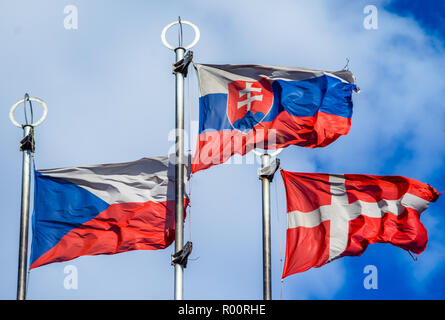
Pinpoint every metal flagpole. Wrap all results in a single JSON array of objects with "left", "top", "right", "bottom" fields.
[
  {"left": 261, "top": 154, "right": 272, "bottom": 300},
  {"left": 9, "top": 94, "right": 48, "bottom": 300},
  {"left": 256, "top": 150, "right": 281, "bottom": 300},
  {"left": 161, "top": 18, "right": 200, "bottom": 300},
  {"left": 17, "top": 123, "right": 32, "bottom": 300}
]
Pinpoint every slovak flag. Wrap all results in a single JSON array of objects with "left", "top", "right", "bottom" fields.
[
  {"left": 280, "top": 170, "right": 439, "bottom": 278},
  {"left": 192, "top": 64, "right": 358, "bottom": 173},
  {"left": 30, "top": 156, "right": 189, "bottom": 269}
]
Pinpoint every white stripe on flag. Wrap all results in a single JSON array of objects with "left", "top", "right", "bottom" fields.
[
  {"left": 195, "top": 64, "right": 356, "bottom": 96},
  {"left": 38, "top": 156, "right": 188, "bottom": 205}
]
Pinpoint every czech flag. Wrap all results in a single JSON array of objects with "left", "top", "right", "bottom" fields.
[
  {"left": 280, "top": 170, "right": 440, "bottom": 277},
  {"left": 192, "top": 64, "right": 358, "bottom": 173},
  {"left": 30, "top": 156, "right": 189, "bottom": 269}
]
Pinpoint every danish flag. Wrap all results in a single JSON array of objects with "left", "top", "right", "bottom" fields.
[{"left": 280, "top": 170, "right": 440, "bottom": 278}]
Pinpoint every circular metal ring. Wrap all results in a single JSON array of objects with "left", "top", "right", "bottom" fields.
[
  {"left": 161, "top": 20, "right": 200, "bottom": 50},
  {"left": 252, "top": 148, "right": 283, "bottom": 157},
  {"left": 10, "top": 97, "right": 48, "bottom": 128}
]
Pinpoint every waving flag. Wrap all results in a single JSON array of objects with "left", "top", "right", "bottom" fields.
[
  {"left": 280, "top": 170, "right": 439, "bottom": 278},
  {"left": 30, "top": 156, "right": 189, "bottom": 269},
  {"left": 192, "top": 64, "right": 358, "bottom": 173}
]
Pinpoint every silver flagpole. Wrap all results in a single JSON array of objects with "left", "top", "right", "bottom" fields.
[
  {"left": 17, "top": 124, "right": 32, "bottom": 300},
  {"left": 256, "top": 149, "right": 281, "bottom": 300},
  {"left": 161, "top": 18, "right": 200, "bottom": 300},
  {"left": 261, "top": 154, "right": 272, "bottom": 300},
  {"left": 9, "top": 95, "right": 48, "bottom": 300},
  {"left": 174, "top": 44, "right": 185, "bottom": 300}
]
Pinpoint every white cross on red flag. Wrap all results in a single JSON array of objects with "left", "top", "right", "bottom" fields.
[{"left": 280, "top": 170, "right": 440, "bottom": 278}]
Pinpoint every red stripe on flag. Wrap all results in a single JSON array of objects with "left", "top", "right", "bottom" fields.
[
  {"left": 282, "top": 221, "right": 331, "bottom": 277},
  {"left": 342, "top": 207, "right": 428, "bottom": 257},
  {"left": 192, "top": 110, "right": 351, "bottom": 173},
  {"left": 30, "top": 199, "right": 188, "bottom": 269},
  {"left": 281, "top": 171, "right": 331, "bottom": 213},
  {"left": 344, "top": 174, "right": 440, "bottom": 203}
]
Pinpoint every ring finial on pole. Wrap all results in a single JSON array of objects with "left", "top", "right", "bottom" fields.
[
  {"left": 161, "top": 19, "right": 200, "bottom": 50},
  {"left": 10, "top": 96, "right": 48, "bottom": 128}
]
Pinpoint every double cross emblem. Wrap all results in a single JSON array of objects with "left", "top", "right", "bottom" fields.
[{"left": 237, "top": 82, "right": 263, "bottom": 111}]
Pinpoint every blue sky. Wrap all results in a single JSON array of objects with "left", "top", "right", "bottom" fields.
[
  {"left": 0, "top": 0, "right": 444, "bottom": 300},
  {"left": 386, "top": 0, "right": 445, "bottom": 39}
]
